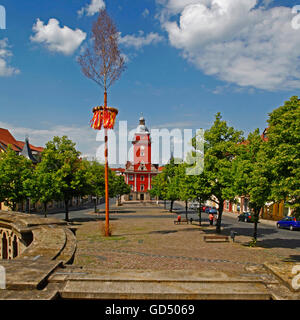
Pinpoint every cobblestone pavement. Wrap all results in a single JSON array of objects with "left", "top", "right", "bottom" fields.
[{"left": 73, "top": 203, "right": 298, "bottom": 276}]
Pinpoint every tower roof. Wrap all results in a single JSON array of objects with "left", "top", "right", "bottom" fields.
[
  {"left": 136, "top": 116, "right": 149, "bottom": 134},
  {"left": 20, "top": 137, "right": 37, "bottom": 163}
]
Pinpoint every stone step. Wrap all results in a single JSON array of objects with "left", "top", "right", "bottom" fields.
[
  {"left": 48, "top": 269, "right": 271, "bottom": 300},
  {"left": 0, "top": 259, "right": 62, "bottom": 290},
  {"left": 59, "top": 279, "right": 271, "bottom": 300},
  {"left": 0, "top": 288, "right": 59, "bottom": 300}
]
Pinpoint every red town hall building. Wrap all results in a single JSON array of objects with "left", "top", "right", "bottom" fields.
[{"left": 121, "top": 116, "right": 161, "bottom": 201}]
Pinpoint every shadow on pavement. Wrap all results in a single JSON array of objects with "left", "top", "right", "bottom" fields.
[
  {"left": 225, "top": 226, "right": 279, "bottom": 238},
  {"left": 69, "top": 217, "right": 120, "bottom": 224},
  {"left": 282, "top": 255, "right": 300, "bottom": 262},
  {"left": 257, "top": 238, "right": 300, "bottom": 250},
  {"left": 149, "top": 230, "right": 178, "bottom": 235}
]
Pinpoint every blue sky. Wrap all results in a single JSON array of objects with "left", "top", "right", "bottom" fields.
[{"left": 1, "top": 0, "right": 300, "bottom": 163}]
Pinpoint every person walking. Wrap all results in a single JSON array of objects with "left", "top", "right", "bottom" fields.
[{"left": 209, "top": 213, "right": 214, "bottom": 226}]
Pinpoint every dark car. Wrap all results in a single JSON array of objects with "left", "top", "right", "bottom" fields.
[
  {"left": 238, "top": 212, "right": 255, "bottom": 223},
  {"left": 276, "top": 216, "right": 300, "bottom": 231}
]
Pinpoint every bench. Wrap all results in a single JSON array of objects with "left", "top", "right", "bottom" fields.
[
  {"left": 174, "top": 219, "right": 189, "bottom": 224},
  {"left": 174, "top": 217, "right": 195, "bottom": 225},
  {"left": 203, "top": 235, "right": 229, "bottom": 243}
]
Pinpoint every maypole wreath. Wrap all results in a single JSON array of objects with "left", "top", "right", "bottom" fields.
[{"left": 91, "top": 106, "right": 118, "bottom": 130}]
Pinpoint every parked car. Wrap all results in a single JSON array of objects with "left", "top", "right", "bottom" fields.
[
  {"left": 189, "top": 202, "right": 206, "bottom": 211},
  {"left": 238, "top": 212, "right": 255, "bottom": 223},
  {"left": 189, "top": 202, "right": 199, "bottom": 210},
  {"left": 276, "top": 216, "right": 300, "bottom": 231}
]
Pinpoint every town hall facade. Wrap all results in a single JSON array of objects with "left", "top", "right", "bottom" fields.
[{"left": 122, "top": 116, "right": 160, "bottom": 201}]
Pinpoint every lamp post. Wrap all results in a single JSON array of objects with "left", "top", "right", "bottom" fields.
[{"left": 91, "top": 91, "right": 118, "bottom": 236}]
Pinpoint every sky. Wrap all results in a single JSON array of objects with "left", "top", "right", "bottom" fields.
[{"left": 1, "top": 0, "right": 300, "bottom": 164}]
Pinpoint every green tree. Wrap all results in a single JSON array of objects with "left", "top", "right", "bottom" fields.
[
  {"left": 23, "top": 167, "right": 60, "bottom": 217},
  {"left": 232, "top": 129, "right": 272, "bottom": 241},
  {"left": 187, "top": 172, "right": 212, "bottom": 226},
  {"left": 265, "top": 96, "right": 300, "bottom": 217},
  {"left": 149, "top": 171, "right": 168, "bottom": 207},
  {"left": 201, "top": 113, "right": 244, "bottom": 233},
  {"left": 163, "top": 157, "right": 179, "bottom": 213},
  {"left": 39, "top": 136, "right": 90, "bottom": 221},
  {"left": 0, "top": 145, "right": 33, "bottom": 211},
  {"left": 111, "top": 173, "right": 131, "bottom": 205},
  {"left": 85, "top": 160, "right": 105, "bottom": 212}
]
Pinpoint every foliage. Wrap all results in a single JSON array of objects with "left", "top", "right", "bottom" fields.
[
  {"left": 0, "top": 145, "right": 33, "bottom": 210},
  {"left": 38, "top": 136, "right": 90, "bottom": 221},
  {"left": 265, "top": 96, "right": 300, "bottom": 217},
  {"left": 232, "top": 129, "right": 272, "bottom": 240},
  {"left": 201, "top": 112, "right": 244, "bottom": 232}
]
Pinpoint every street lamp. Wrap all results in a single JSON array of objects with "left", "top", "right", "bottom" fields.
[{"left": 90, "top": 91, "right": 118, "bottom": 236}]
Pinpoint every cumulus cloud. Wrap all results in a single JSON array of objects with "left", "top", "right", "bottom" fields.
[
  {"left": 0, "top": 38, "right": 20, "bottom": 77},
  {"left": 119, "top": 31, "right": 164, "bottom": 50},
  {"left": 158, "top": 0, "right": 300, "bottom": 91},
  {"left": 30, "top": 18, "right": 86, "bottom": 55},
  {"left": 78, "top": 0, "right": 105, "bottom": 17}
]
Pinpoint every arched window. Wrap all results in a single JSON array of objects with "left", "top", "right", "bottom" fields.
[
  {"left": 13, "top": 236, "right": 18, "bottom": 258},
  {"left": 2, "top": 233, "right": 8, "bottom": 259}
]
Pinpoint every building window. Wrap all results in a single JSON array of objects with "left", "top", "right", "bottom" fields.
[
  {"left": 129, "top": 175, "right": 134, "bottom": 181},
  {"left": 141, "top": 151, "right": 145, "bottom": 156},
  {"left": 141, "top": 185, "right": 144, "bottom": 191},
  {"left": 141, "top": 175, "right": 144, "bottom": 181}
]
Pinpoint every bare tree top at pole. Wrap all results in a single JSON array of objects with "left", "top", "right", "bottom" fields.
[{"left": 78, "top": 9, "right": 126, "bottom": 94}]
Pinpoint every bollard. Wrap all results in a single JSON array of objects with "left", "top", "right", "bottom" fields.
[{"left": 230, "top": 230, "right": 237, "bottom": 242}]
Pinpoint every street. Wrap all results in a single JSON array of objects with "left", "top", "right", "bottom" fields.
[{"left": 172, "top": 202, "right": 300, "bottom": 251}]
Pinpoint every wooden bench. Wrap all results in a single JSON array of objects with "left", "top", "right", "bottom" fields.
[
  {"left": 203, "top": 235, "right": 229, "bottom": 243},
  {"left": 174, "top": 219, "right": 189, "bottom": 225},
  {"left": 174, "top": 219, "right": 193, "bottom": 224}
]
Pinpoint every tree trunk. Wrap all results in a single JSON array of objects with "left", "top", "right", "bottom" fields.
[
  {"left": 94, "top": 197, "right": 97, "bottom": 213},
  {"left": 44, "top": 202, "right": 47, "bottom": 218},
  {"left": 170, "top": 200, "right": 174, "bottom": 213},
  {"left": 198, "top": 206, "right": 202, "bottom": 226},
  {"left": 253, "top": 208, "right": 261, "bottom": 241},
  {"left": 64, "top": 199, "right": 69, "bottom": 222},
  {"left": 185, "top": 200, "right": 188, "bottom": 221},
  {"left": 216, "top": 200, "right": 224, "bottom": 234}
]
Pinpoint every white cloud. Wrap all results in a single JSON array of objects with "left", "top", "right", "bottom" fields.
[
  {"left": 0, "top": 120, "right": 99, "bottom": 160},
  {"left": 0, "top": 38, "right": 20, "bottom": 77},
  {"left": 78, "top": 0, "right": 105, "bottom": 17},
  {"left": 30, "top": 18, "right": 86, "bottom": 55},
  {"left": 119, "top": 31, "right": 164, "bottom": 50},
  {"left": 158, "top": 0, "right": 300, "bottom": 91}
]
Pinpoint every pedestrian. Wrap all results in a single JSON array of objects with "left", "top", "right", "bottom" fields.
[
  {"left": 213, "top": 214, "right": 218, "bottom": 224},
  {"left": 209, "top": 213, "right": 214, "bottom": 226}
]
